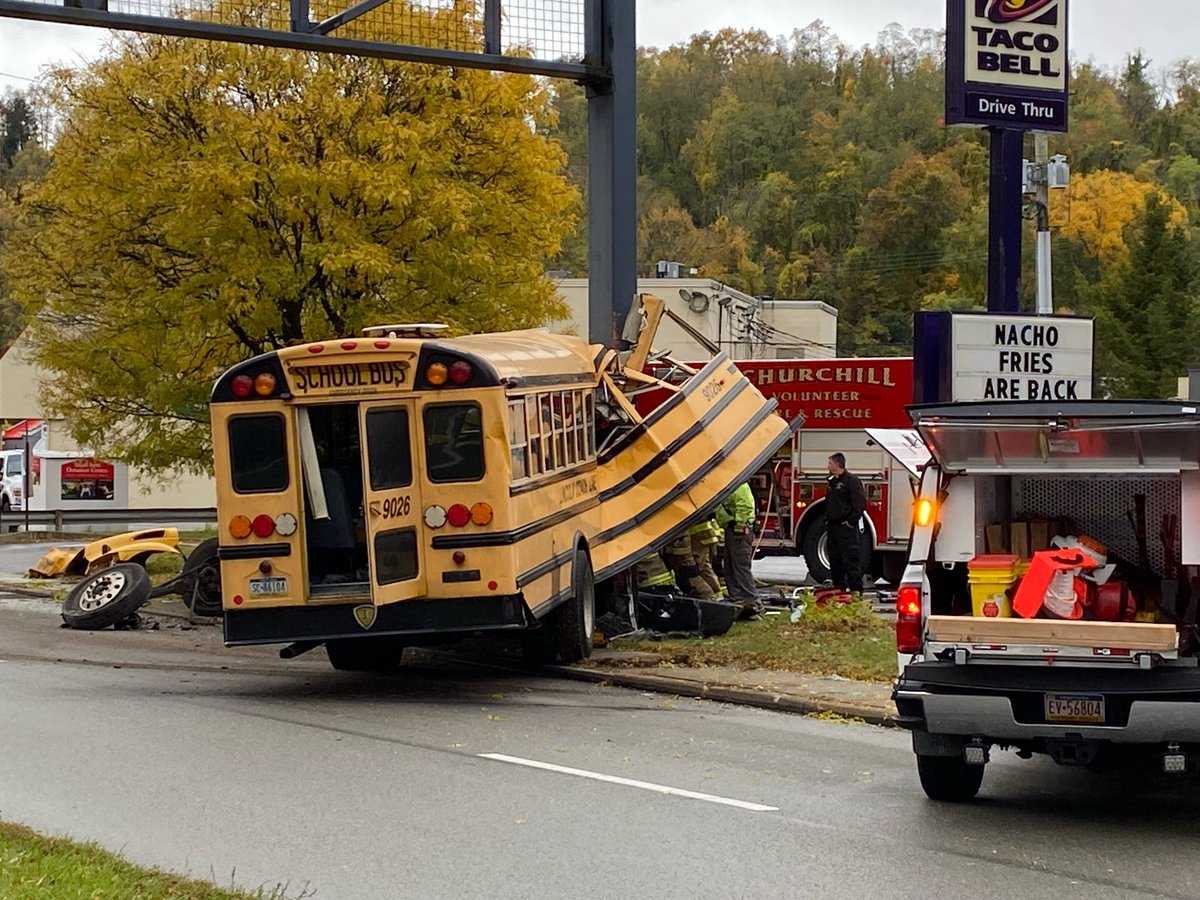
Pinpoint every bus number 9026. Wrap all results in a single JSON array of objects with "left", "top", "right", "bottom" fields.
[{"left": 382, "top": 495, "right": 412, "bottom": 519}]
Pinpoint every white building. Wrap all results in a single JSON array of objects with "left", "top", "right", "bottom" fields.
[
  {"left": 0, "top": 332, "right": 216, "bottom": 512},
  {"left": 552, "top": 276, "right": 838, "bottom": 360}
]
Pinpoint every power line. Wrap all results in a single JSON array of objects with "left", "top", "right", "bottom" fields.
[{"left": 0, "top": 72, "right": 36, "bottom": 83}]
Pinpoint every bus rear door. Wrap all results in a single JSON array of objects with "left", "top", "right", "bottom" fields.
[{"left": 359, "top": 401, "right": 427, "bottom": 605}]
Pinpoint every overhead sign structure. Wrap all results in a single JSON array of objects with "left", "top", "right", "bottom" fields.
[
  {"left": 945, "top": 0, "right": 1070, "bottom": 132},
  {"left": 913, "top": 311, "right": 1094, "bottom": 404}
]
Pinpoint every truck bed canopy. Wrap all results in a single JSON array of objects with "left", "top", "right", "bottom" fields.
[{"left": 909, "top": 401, "right": 1200, "bottom": 474}]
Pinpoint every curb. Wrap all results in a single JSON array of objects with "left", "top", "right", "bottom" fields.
[
  {"left": 550, "top": 663, "right": 897, "bottom": 727},
  {"left": 0, "top": 581, "right": 59, "bottom": 600}
]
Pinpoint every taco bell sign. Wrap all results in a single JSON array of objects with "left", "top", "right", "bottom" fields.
[{"left": 946, "top": 0, "right": 1069, "bottom": 132}]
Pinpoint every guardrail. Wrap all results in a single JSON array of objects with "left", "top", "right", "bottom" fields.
[{"left": 0, "top": 508, "right": 218, "bottom": 532}]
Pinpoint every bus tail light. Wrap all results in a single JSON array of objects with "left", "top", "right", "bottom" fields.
[
  {"left": 230, "top": 515, "right": 252, "bottom": 539},
  {"left": 447, "top": 504, "right": 471, "bottom": 527},
  {"left": 231, "top": 375, "right": 254, "bottom": 399},
  {"left": 254, "top": 373, "right": 278, "bottom": 397},
  {"left": 897, "top": 584, "right": 923, "bottom": 654},
  {"left": 251, "top": 514, "right": 276, "bottom": 538},
  {"left": 427, "top": 363, "right": 449, "bottom": 386},
  {"left": 470, "top": 502, "right": 493, "bottom": 525},
  {"left": 424, "top": 505, "right": 447, "bottom": 528},
  {"left": 275, "top": 513, "right": 298, "bottom": 536},
  {"left": 449, "top": 361, "right": 472, "bottom": 385}
]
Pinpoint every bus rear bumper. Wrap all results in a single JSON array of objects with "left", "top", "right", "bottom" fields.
[{"left": 223, "top": 595, "right": 533, "bottom": 646}]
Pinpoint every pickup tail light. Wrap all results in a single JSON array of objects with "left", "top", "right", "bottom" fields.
[{"left": 897, "top": 583, "right": 923, "bottom": 654}]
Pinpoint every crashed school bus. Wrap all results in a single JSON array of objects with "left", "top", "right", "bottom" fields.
[{"left": 209, "top": 296, "right": 798, "bottom": 670}]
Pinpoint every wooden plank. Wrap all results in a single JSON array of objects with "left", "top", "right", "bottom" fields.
[
  {"left": 1010, "top": 522, "right": 1030, "bottom": 559},
  {"left": 986, "top": 524, "right": 1008, "bottom": 554},
  {"left": 926, "top": 615, "right": 1178, "bottom": 651}
]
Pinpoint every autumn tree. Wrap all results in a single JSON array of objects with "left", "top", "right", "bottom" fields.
[
  {"left": 1090, "top": 194, "right": 1199, "bottom": 398},
  {"left": 3, "top": 13, "right": 579, "bottom": 472}
]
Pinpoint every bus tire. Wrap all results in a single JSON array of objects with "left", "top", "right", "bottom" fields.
[
  {"left": 181, "top": 538, "right": 223, "bottom": 617},
  {"left": 325, "top": 637, "right": 405, "bottom": 672},
  {"left": 916, "top": 753, "right": 984, "bottom": 803},
  {"left": 556, "top": 549, "right": 595, "bottom": 664},
  {"left": 61, "top": 563, "right": 151, "bottom": 630}
]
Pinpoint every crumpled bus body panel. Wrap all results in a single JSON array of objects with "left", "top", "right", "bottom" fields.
[{"left": 591, "top": 354, "right": 796, "bottom": 580}]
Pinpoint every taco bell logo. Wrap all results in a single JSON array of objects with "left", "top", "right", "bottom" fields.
[{"left": 979, "top": 0, "right": 1058, "bottom": 24}]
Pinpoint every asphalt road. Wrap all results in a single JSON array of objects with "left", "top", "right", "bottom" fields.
[{"left": 1, "top": 601, "right": 1197, "bottom": 900}]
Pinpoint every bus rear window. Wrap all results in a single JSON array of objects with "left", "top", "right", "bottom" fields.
[
  {"left": 229, "top": 415, "right": 289, "bottom": 493},
  {"left": 424, "top": 403, "right": 484, "bottom": 483}
]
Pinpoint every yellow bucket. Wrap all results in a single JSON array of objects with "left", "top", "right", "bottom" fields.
[{"left": 968, "top": 554, "right": 1019, "bottom": 618}]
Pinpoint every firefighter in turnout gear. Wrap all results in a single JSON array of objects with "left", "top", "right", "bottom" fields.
[{"left": 664, "top": 532, "right": 717, "bottom": 600}]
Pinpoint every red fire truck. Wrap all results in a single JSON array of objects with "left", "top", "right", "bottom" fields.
[{"left": 646, "top": 357, "right": 926, "bottom": 584}]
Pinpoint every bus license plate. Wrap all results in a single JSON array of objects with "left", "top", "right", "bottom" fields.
[
  {"left": 1045, "top": 694, "right": 1105, "bottom": 724},
  {"left": 249, "top": 577, "right": 288, "bottom": 597}
]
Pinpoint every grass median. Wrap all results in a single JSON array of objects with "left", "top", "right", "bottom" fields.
[
  {"left": 613, "top": 598, "right": 896, "bottom": 683},
  {"left": 0, "top": 820, "right": 296, "bottom": 899}
]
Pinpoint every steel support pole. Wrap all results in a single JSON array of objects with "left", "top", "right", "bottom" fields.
[
  {"left": 987, "top": 128, "right": 1025, "bottom": 313},
  {"left": 1034, "top": 133, "right": 1053, "bottom": 315},
  {"left": 585, "top": 0, "right": 637, "bottom": 347}
]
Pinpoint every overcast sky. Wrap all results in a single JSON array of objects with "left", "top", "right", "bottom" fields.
[{"left": 1, "top": 1, "right": 1195, "bottom": 96}]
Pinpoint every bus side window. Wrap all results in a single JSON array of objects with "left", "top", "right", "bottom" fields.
[
  {"left": 509, "top": 399, "right": 529, "bottom": 480},
  {"left": 584, "top": 392, "right": 596, "bottom": 459},
  {"left": 526, "top": 396, "right": 543, "bottom": 477},
  {"left": 552, "top": 393, "right": 567, "bottom": 468},
  {"left": 562, "top": 392, "right": 576, "bottom": 466},
  {"left": 540, "top": 394, "right": 556, "bottom": 471}
]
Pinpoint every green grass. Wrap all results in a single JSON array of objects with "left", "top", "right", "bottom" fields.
[
  {"left": 0, "top": 821, "right": 300, "bottom": 899},
  {"left": 620, "top": 599, "right": 897, "bottom": 683}
]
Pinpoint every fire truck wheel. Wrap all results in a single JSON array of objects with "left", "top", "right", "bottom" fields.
[
  {"left": 916, "top": 754, "right": 984, "bottom": 803},
  {"left": 325, "top": 637, "right": 405, "bottom": 672},
  {"left": 61, "top": 563, "right": 151, "bottom": 630},
  {"left": 802, "top": 516, "right": 832, "bottom": 584}
]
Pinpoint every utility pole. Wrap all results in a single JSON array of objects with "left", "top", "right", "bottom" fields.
[{"left": 1034, "top": 133, "right": 1052, "bottom": 315}]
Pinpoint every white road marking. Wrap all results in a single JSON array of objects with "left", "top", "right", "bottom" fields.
[{"left": 478, "top": 753, "right": 779, "bottom": 812}]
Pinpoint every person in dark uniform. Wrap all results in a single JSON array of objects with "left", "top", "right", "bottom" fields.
[{"left": 824, "top": 453, "right": 867, "bottom": 592}]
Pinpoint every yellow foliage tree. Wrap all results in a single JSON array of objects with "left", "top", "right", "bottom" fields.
[
  {"left": 3, "top": 9, "right": 578, "bottom": 472},
  {"left": 1054, "top": 169, "right": 1188, "bottom": 265}
]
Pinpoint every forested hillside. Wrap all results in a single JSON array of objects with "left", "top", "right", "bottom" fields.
[{"left": 549, "top": 23, "right": 1200, "bottom": 397}]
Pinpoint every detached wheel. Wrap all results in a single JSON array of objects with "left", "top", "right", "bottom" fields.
[
  {"left": 181, "top": 538, "right": 222, "bottom": 617},
  {"left": 62, "top": 563, "right": 152, "bottom": 630},
  {"left": 916, "top": 754, "right": 985, "bottom": 803},
  {"left": 325, "top": 637, "right": 405, "bottom": 672}
]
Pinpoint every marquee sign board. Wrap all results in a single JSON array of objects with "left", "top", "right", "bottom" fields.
[
  {"left": 945, "top": 0, "right": 1070, "bottom": 132},
  {"left": 913, "top": 311, "right": 1094, "bottom": 404}
]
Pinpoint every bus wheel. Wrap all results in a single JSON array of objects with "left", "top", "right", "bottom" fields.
[
  {"left": 181, "top": 538, "right": 223, "bottom": 617},
  {"left": 556, "top": 549, "right": 595, "bottom": 663},
  {"left": 325, "top": 637, "right": 405, "bottom": 672},
  {"left": 61, "top": 563, "right": 151, "bottom": 630}
]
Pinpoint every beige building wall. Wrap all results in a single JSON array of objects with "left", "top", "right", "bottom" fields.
[
  {"left": 552, "top": 277, "right": 837, "bottom": 360},
  {"left": 0, "top": 335, "right": 215, "bottom": 509}
]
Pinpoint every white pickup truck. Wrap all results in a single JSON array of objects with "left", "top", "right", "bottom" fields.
[{"left": 891, "top": 401, "right": 1200, "bottom": 801}]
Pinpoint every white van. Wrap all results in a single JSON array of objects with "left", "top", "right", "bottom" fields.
[
  {"left": 0, "top": 449, "right": 25, "bottom": 512},
  {"left": 892, "top": 401, "right": 1200, "bottom": 802}
]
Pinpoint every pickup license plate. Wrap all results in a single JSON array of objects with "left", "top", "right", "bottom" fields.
[
  {"left": 1045, "top": 693, "right": 1105, "bottom": 725},
  {"left": 248, "top": 577, "right": 288, "bottom": 597}
]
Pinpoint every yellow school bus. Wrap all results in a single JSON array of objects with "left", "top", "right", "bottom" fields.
[{"left": 210, "top": 308, "right": 796, "bottom": 671}]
